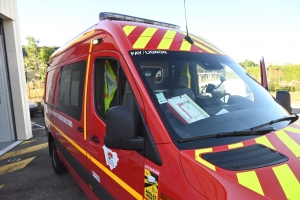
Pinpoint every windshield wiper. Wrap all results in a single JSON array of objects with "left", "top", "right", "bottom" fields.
[
  {"left": 178, "top": 114, "right": 298, "bottom": 143},
  {"left": 247, "top": 114, "right": 298, "bottom": 131},
  {"left": 178, "top": 126, "right": 275, "bottom": 143}
]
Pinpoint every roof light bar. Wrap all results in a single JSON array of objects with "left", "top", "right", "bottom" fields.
[{"left": 99, "top": 12, "right": 180, "bottom": 30}]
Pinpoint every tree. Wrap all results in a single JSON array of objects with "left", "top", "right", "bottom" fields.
[
  {"left": 239, "top": 60, "right": 257, "bottom": 69},
  {"left": 23, "top": 36, "right": 55, "bottom": 82}
]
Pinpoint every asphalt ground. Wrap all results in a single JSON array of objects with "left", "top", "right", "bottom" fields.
[{"left": 0, "top": 113, "right": 87, "bottom": 200}]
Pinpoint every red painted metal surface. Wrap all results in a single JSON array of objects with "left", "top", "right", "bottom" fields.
[{"left": 45, "top": 16, "right": 300, "bottom": 199}]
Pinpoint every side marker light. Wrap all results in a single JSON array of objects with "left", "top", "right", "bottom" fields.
[{"left": 92, "top": 38, "right": 102, "bottom": 45}]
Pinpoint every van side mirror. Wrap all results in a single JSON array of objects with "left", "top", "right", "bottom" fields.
[
  {"left": 276, "top": 90, "right": 292, "bottom": 112},
  {"left": 104, "top": 106, "right": 144, "bottom": 150}
]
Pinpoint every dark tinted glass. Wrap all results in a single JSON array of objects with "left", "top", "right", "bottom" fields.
[
  {"left": 130, "top": 51, "right": 290, "bottom": 149},
  {"left": 58, "top": 60, "right": 86, "bottom": 120}
]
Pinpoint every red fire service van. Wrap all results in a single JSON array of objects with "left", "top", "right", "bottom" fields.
[{"left": 44, "top": 12, "right": 300, "bottom": 200}]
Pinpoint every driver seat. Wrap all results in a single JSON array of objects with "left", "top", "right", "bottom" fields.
[{"left": 172, "top": 74, "right": 195, "bottom": 101}]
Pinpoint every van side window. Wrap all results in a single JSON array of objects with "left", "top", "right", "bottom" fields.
[
  {"left": 94, "top": 58, "right": 126, "bottom": 119},
  {"left": 58, "top": 60, "right": 86, "bottom": 120}
]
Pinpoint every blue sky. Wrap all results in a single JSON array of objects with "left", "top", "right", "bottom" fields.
[{"left": 17, "top": 0, "right": 300, "bottom": 64}]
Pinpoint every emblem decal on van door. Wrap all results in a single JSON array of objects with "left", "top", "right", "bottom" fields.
[{"left": 102, "top": 145, "right": 119, "bottom": 170}]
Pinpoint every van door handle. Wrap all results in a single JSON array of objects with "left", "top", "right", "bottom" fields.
[
  {"left": 77, "top": 126, "right": 84, "bottom": 133},
  {"left": 90, "top": 135, "right": 100, "bottom": 144}
]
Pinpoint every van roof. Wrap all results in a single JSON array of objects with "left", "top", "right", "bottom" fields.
[
  {"left": 49, "top": 12, "right": 225, "bottom": 62},
  {"left": 117, "top": 21, "right": 225, "bottom": 55}
]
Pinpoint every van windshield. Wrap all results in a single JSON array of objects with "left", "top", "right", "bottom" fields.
[{"left": 129, "top": 51, "right": 290, "bottom": 149}]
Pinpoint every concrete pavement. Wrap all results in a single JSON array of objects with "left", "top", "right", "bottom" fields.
[{"left": 0, "top": 113, "right": 87, "bottom": 200}]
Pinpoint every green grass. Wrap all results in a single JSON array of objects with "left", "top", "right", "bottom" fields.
[{"left": 27, "top": 86, "right": 44, "bottom": 103}]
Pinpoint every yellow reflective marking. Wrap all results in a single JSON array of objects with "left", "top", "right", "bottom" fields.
[
  {"left": 0, "top": 143, "right": 47, "bottom": 161},
  {"left": 46, "top": 118, "right": 87, "bottom": 156},
  {"left": 179, "top": 31, "right": 225, "bottom": 55},
  {"left": 123, "top": 25, "right": 137, "bottom": 36},
  {"left": 195, "top": 148, "right": 216, "bottom": 171},
  {"left": 86, "top": 152, "right": 91, "bottom": 160},
  {"left": 295, "top": 121, "right": 300, "bottom": 126},
  {"left": 21, "top": 140, "right": 36, "bottom": 145},
  {"left": 284, "top": 126, "right": 300, "bottom": 134},
  {"left": 228, "top": 142, "right": 243, "bottom": 149},
  {"left": 133, "top": 27, "right": 158, "bottom": 48},
  {"left": 0, "top": 184, "right": 4, "bottom": 189},
  {"left": 0, "top": 157, "right": 35, "bottom": 176},
  {"left": 276, "top": 130, "right": 300, "bottom": 157},
  {"left": 189, "top": 34, "right": 225, "bottom": 55},
  {"left": 255, "top": 136, "right": 275, "bottom": 150},
  {"left": 46, "top": 117, "right": 143, "bottom": 198},
  {"left": 90, "top": 156, "right": 143, "bottom": 200},
  {"left": 237, "top": 171, "right": 264, "bottom": 196},
  {"left": 194, "top": 41, "right": 216, "bottom": 54},
  {"left": 157, "top": 30, "right": 176, "bottom": 49},
  {"left": 83, "top": 41, "right": 93, "bottom": 140},
  {"left": 50, "top": 30, "right": 95, "bottom": 59},
  {"left": 273, "top": 164, "right": 300, "bottom": 200},
  {"left": 180, "top": 39, "right": 192, "bottom": 51}
]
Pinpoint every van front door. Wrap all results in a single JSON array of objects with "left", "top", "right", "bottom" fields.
[{"left": 86, "top": 52, "right": 144, "bottom": 199}]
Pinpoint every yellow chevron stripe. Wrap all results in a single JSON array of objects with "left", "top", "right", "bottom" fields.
[
  {"left": 195, "top": 148, "right": 216, "bottom": 171},
  {"left": 133, "top": 27, "right": 158, "bottom": 48},
  {"left": 194, "top": 41, "right": 216, "bottom": 54},
  {"left": 237, "top": 171, "right": 264, "bottom": 196},
  {"left": 273, "top": 164, "right": 300, "bottom": 200},
  {"left": 191, "top": 36, "right": 225, "bottom": 55},
  {"left": 255, "top": 136, "right": 275, "bottom": 150},
  {"left": 180, "top": 39, "right": 192, "bottom": 51},
  {"left": 157, "top": 30, "right": 176, "bottom": 49},
  {"left": 123, "top": 25, "right": 137, "bottom": 36},
  {"left": 179, "top": 31, "right": 225, "bottom": 55},
  {"left": 228, "top": 142, "right": 243, "bottom": 149},
  {"left": 284, "top": 126, "right": 300, "bottom": 134},
  {"left": 294, "top": 121, "right": 300, "bottom": 126},
  {"left": 276, "top": 130, "right": 300, "bottom": 157}
]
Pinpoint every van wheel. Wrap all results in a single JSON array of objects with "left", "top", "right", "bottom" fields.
[{"left": 51, "top": 142, "right": 67, "bottom": 174}]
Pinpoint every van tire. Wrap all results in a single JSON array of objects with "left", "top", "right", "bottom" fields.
[{"left": 51, "top": 142, "right": 67, "bottom": 174}]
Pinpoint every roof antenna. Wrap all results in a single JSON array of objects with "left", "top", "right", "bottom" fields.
[{"left": 184, "top": 0, "right": 193, "bottom": 44}]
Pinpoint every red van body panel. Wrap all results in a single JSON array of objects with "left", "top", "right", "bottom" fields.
[{"left": 45, "top": 13, "right": 300, "bottom": 200}]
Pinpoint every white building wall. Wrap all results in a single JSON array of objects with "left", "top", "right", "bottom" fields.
[
  {"left": 0, "top": 0, "right": 32, "bottom": 141},
  {"left": 0, "top": 0, "right": 16, "bottom": 19}
]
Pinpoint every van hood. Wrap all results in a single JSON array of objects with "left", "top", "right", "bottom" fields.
[{"left": 180, "top": 120, "right": 300, "bottom": 200}]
